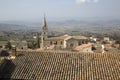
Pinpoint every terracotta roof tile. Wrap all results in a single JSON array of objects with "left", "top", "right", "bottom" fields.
[{"left": 74, "top": 43, "right": 92, "bottom": 50}]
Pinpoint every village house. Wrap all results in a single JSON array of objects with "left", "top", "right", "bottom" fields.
[{"left": 16, "top": 40, "right": 28, "bottom": 50}]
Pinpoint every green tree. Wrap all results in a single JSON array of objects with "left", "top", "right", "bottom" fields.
[
  {"left": 27, "top": 41, "right": 37, "bottom": 49},
  {"left": 37, "top": 33, "right": 40, "bottom": 48},
  {"left": 5, "top": 41, "right": 12, "bottom": 50},
  {"left": 115, "top": 41, "right": 120, "bottom": 49},
  {"left": 115, "top": 41, "right": 120, "bottom": 44}
]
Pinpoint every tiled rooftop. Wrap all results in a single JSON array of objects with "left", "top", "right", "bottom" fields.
[
  {"left": 74, "top": 43, "right": 92, "bottom": 50},
  {"left": 2, "top": 51, "right": 120, "bottom": 80}
]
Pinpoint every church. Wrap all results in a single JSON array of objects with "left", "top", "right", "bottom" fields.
[{"left": 40, "top": 16, "right": 89, "bottom": 50}]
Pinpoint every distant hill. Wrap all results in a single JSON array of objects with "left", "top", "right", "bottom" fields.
[
  {"left": 0, "top": 20, "right": 120, "bottom": 34},
  {"left": 0, "top": 20, "right": 120, "bottom": 40},
  {"left": 0, "top": 23, "right": 28, "bottom": 31}
]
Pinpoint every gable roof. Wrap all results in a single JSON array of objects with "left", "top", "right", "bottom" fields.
[
  {"left": 45, "top": 34, "right": 71, "bottom": 40},
  {"left": 74, "top": 43, "right": 92, "bottom": 50},
  {"left": 45, "top": 35, "right": 87, "bottom": 41}
]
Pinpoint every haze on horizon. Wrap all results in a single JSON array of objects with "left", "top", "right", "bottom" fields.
[{"left": 0, "top": 0, "right": 120, "bottom": 22}]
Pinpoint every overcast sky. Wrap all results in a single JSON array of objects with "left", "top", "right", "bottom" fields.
[{"left": 0, "top": 0, "right": 120, "bottom": 21}]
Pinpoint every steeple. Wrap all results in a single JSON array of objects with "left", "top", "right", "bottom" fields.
[
  {"left": 41, "top": 15, "right": 48, "bottom": 49},
  {"left": 42, "top": 15, "right": 47, "bottom": 27},
  {"left": 41, "top": 15, "right": 48, "bottom": 39}
]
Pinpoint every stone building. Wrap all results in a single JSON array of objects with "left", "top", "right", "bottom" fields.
[
  {"left": 104, "top": 37, "right": 110, "bottom": 42},
  {"left": 40, "top": 16, "right": 89, "bottom": 50},
  {"left": 43, "top": 34, "right": 71, "bottom": 49},
  {"left": 66, "top": 36, "right": 88, "bottom": 49},
  {"left": 16, "top": 40, "right": 28, "bottom": 50}
]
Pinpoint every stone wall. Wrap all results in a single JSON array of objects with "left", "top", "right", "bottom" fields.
[{"left": 43, "top": 40, "right": 64, "bottom": 49}]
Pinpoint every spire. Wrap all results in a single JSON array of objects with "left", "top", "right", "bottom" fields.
[
  {"left": 41, "top": 14, "right": 48, "bottom": 39},
  {"left": 42, "top": 14, "right": 47, "bottom": 27}
]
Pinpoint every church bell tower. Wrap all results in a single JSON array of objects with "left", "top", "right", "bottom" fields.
[
  {"left": 41, "top": 15, "right": 48, "bottom": 49},
  {"left": 41, "top": 15, "right": 48, "bottom": 40}
]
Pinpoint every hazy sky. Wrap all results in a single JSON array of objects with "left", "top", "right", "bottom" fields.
[{"left": 0, "top": 0, "right": 120, "bottom": 21}]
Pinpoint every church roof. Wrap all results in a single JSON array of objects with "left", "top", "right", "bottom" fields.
[
  {"left": 71, "top": 36, "right": 88, "bottom": 40},
  {"left": 45, "top": 34, "right": 71, "bottom": 40},
  {"left": 46, "top": 35, "right": 88, "bottom": 41}
]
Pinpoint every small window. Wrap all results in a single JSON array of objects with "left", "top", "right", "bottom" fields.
[
  {"left": 70, "top": 44, "right": 74, "bottom": 47},
  {"left": 54, "top": 41, "right": 57, "bottom": 45},
  {"left": 50, "top": 41, "right": 52, "bottom": 45},
  {"left": 44, "top": 32, "right": 46, "bottom": 35},
  {"left": 79, "top": 41, "right": 82, "bottom": 45},
  {"left": 82, "top": 41, "right": 84, "bottom": 44},
  {"left": 61, "top": 41, "right": 63, "bottom": 45}
]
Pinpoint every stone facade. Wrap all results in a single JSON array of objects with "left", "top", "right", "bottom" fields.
[
  {"left": 66, "top": 38, "right": 88, "bottom": 50},
  {"left": 43, "top": 39, "right": 64, "bottom": 49},
  {"left": 16, "top": 41, "right": 28, "bottom": 50},
  {"left": 66, "top": 38, "right": 78, "bottom": 49}
]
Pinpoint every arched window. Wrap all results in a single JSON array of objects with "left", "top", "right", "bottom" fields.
[
  {"left": 54, "top": 41, "right": 57, "bottom": 45},
  {"left": 61, "top": 41, "right": 63, "bottom": 45},
  {"left": 79, "top": 41, "right": 82, "bottom": 45},
  {"left": 44, "top": 32, "right": 46, "bottom": 35},
  {"left": 82, "top": 40, "right": 84, "bottom": 44},
  {"left": 70, "top": 44, "right": 74, "bottom": 47},
  {"left": 50, "top": 41, "right": 52, "bottom": 45}
]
